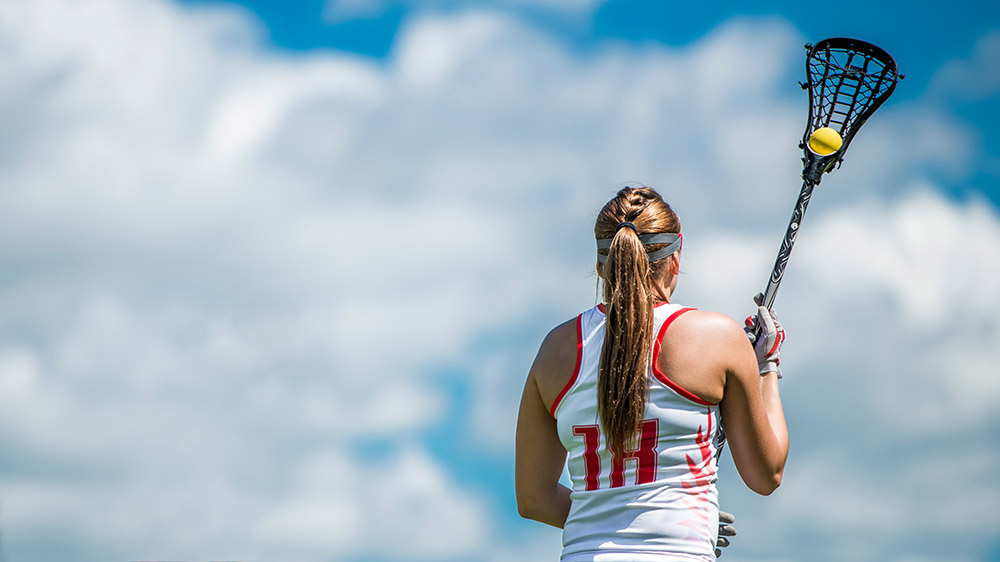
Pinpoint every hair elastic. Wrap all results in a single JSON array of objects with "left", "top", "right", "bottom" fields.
[{"left": 617, "top": 221, "right": 638, "bottom": 234}]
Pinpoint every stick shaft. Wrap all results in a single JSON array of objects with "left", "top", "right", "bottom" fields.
[{"left": 761, "top": 179, "right": 817, "bottom": 309}]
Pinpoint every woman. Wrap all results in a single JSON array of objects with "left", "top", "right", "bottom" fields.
[{"left": 515, "top": 186, "right": 788, "bottom": 561}]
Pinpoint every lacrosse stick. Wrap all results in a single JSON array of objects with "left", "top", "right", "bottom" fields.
[{"left": 750, "top": 38, "right": 901, "bottom": 341}]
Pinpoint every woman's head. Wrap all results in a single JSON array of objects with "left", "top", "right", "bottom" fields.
[
  {"left": 594, "top": 186, "right": 681, "bottom": 454},
  {"left": 595, "top": 186, "right": 681, "bottom": 289}
]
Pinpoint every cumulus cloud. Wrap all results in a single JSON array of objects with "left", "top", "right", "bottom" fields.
[
  {"left": 256, "top": 448, "right": 489, "bottom": 560},
  {"left": 929, "top": 30, "right": 1000, "bottom": 102},
  {"left": 0, "top": 1, "right": 996, "bottom": 561},
  {"left": 695, "top": 189, "right": 1000, "bottom": 560}
]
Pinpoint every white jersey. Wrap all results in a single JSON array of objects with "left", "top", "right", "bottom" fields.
[{"left": 551, "top": 302, "right": 722, "bottom": 562}]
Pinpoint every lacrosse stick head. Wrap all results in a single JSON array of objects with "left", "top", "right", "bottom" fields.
[{"left": 800, "top": 38, "right": 900, "bottom": 184}]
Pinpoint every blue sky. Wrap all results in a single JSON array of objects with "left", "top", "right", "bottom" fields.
[{"left": 0, "top": 1, "right": 998, "bottom": 561}]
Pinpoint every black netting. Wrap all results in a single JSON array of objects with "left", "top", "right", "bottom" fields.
[
  {"left": 799, "top": 38, "right": 900, "bottom": 183},
  {"left": 804, "top": 38, "right": 899, "bottom": 148}
]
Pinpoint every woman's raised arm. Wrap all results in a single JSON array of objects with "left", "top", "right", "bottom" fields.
[{"left": 718, "top": 309, "right": 789, "bottom": 495}]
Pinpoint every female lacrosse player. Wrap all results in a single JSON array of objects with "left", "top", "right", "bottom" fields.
[{"left": 515, "top": 186, "right": 788, "bottom": 561}]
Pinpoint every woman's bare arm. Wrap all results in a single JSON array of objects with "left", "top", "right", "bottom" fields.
[
  {"left": 515, "top": 371, "right": 572, "bottom": 527},
  {"left": 717, "top": 316, "right": 789, "bottom": 495},
  {"left": 514, "top": 322, "right": 577, "bottom": 528}
]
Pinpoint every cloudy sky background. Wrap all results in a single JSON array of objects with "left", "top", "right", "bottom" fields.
[{"left": 0, "top": 0, "right": 997, "bottom": 561}]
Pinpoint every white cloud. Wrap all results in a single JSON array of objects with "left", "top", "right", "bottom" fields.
[
  {"left": 929, "top": 30, "right": 1000, "bottom": 101},
  {"left": 754, "top": 446, "right": 1000, "bottom": 561},
  {"left": 256, "top": 447, "right": 489, "bottom": 561},
  {"left": 795, "top": 189, "right": 1000, "bottom": 430},
  {"left": 800, "top": 187, "right": 1000, "bottom": 327},
  {"left": 690, "top": 187, "right": 1000, "bottom": 560},
  {"left": 0, "top": 1, "right": 996, "bottom": 561},
  {"left": 203, "top": 57, "right": 385, "bottom": 165}
]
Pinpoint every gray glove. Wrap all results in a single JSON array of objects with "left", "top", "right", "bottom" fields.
[{"left": 716, "top": 510, "right": 736, "bottom": 557}]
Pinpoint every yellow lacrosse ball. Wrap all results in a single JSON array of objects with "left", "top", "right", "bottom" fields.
[{"left": 808, "top": 127, "right": 843, "bottom": 155}]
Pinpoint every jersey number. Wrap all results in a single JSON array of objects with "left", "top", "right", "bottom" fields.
[{"left": 572, "top": 419, "right": 659, "bottom": 491}]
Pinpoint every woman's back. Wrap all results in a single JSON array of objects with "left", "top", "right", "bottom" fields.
[{"left": 550, "top": 302, "right": 723, "bottom": 561}]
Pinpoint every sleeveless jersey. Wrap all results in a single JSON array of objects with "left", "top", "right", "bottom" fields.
[{"left": 550, "top": 303, "right": 722, "bottom": 562}]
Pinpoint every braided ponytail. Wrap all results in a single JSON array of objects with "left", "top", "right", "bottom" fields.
[{"left": 595, "top": 187, "right": 680, "bottom": 454}]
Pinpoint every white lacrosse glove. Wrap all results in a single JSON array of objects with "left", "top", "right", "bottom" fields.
[
  {"left": 744, "top": 295, "right": 784, "bottom": 377},
  {"left": 715, "top": 510, "right": 736, "bottom": 557}
]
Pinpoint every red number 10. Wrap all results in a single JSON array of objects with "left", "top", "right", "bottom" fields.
[{"left": 572, "top": 419, "right": 659, "bottom": 491}]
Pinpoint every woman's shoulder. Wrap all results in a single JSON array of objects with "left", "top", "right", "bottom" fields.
[
  {"left": 530, "top": 316, "right": 582, "bottom": 411},
  {"left": 540, "top": 316, "right": 579, "bottom": 353},
  {"left": 656, "top": 307, "right": 753, "bottom": 403},
  {"left": 669, "top": 308, "right": 750, "bottom": 350}
]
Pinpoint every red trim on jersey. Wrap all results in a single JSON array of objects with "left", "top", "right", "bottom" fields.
[
  {"left": 651, "top": 307, "right": 718, "bottom": 406},
  {"left": 549, "top": 314, "right": 584, "bottom": 417}
]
